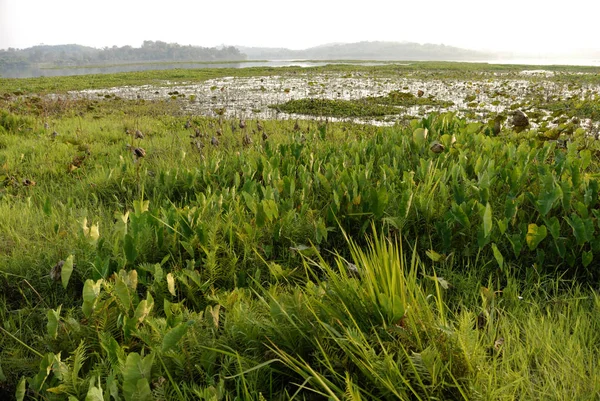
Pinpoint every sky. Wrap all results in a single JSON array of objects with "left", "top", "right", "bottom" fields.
[{"left": 1, "top": 0, "right": 599, "bottom": 56}]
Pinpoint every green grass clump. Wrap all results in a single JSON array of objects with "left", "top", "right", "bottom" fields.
[
  {"left": 272, "top": 98, "right": 400, "bottom": 118},
  {"left": 273, "top": 90, "right": 454, "bottom": 119}
]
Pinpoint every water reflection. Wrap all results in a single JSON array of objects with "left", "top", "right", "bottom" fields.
[
  {"left": 0, "top": 60, "right": 391, "bottom": 79},
  {"left": 4, "top": 58, "right": 599, "bottom": 79}
]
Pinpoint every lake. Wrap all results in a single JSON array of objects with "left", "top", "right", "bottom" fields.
[{"left": 2, "top": 58, "right": 599, "bottom": 79}]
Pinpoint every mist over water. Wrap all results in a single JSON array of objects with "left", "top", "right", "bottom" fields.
[{"left": 2, "top": 58, "right": 599, "bottom": 79}]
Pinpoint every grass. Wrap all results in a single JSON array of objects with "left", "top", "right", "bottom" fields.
[
  {"left": 1, "top": 64, "right": 600, "bottom": 400},
  {"left": 273, "top": 90, "right": 455, "bottom": 118}
]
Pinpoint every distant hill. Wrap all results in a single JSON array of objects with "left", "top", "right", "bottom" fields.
[
  {"left": 238, "top": 41, "right": 493, "bottom": 60},
  {"left": 0, "top": 41, "right": 246, "bottom": 68}
]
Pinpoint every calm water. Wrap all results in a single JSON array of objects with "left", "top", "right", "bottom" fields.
[
  {"left": 1, "top": 59, "right": 599, "bottom": 79},
  {"left": 0, "top": 60, "right": 376, "bottom": 79}
]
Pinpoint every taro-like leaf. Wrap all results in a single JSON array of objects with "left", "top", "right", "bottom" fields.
[
  {"left": 180, "top": 240, "right": 195, "bottom": 259},
  {"left": 85, "top": 377, "right": 104, "bottom": 401},
  {"left": 61, "top": 255, "right": 74, "bottom": 289},
  {"left": 47, "top": 305, "right": 62, "bottom": 339},
  {"left": 133, "top": 199, "right": 149, "bottom": 216},
  {"left": 505, "top": 197, "right": 518, "bottom": 221},
  {"left": 545, "top": 216, "right": 561, "bottom": 239},
  {"left": 483, "top": 202, "right": 493, "bottom": 237},
  {"left": 241, "top": 191, "right": 257, "bottom": 214},
  {"left": 82, "top": 218, "right": 100, "bottom": 244},
  {"left": 115, "top": 275, "right": 131, "bottom": 311},
  {"left": 133, "top": 293, "right": 154, "bottom": 324},
  {"left": 82, "top": 279, "right": 103, "bottom": 318},
  {"left": 123, "top": 353, "right": 154, "bottom": 401},
  {"left": 491, "top": 243, "right": 504, "bottom": 269},
  {"left": 152, "top": 264, "right": 163, "bottom": 283},
  {"left": 161, "top": 321, "right": 193, "bottom": 353},
  {"left": 166, "top": 273, "right": 176, "bottom": 296},
  {"left": 565, "top": 213, "right": 588, "bottom": 245},
  {"left": 123, "top": 234, "right": 138, "bottom": 264},
  {"left": 426, "top": 249, "right": 444, "bottom": 262},
  {"left": 426, "top": 275, "right": 451, "bottom": 289},
  {"left": 497, "top": 218, "right": 507, "bottom": 235},
  {"left": 262, "top": 199, "right": 279, "bottom": 222},
  {"left": 15, "top": 377, "right": 26, "bottom": 401},
  {"left": 582, "top": 251, "right": 593, "bottom": 267},
  {"left": 412, "top": 127, "right": 428, "bottom": 146},
  {"left": 509, "top": 233, "right": 524, "bottom": 257},
  {"left": 581, "top": 149, "right": 592, "bottom": 170},
  {"left": 526, "top": 223, "right": 547, "bottom": 251},
  {"left": 130, "top": 379, "right": 152, "bottom": 401},
  {"left": 451, "top": 203, "right": 470, "bottom": 228},
  {"left": 537, "top": 186, "right": 562, "bottom": 216}
]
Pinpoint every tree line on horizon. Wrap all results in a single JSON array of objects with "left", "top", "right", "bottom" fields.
[{"left": 0, "top": 41, "right": 247, "bottom": 69}]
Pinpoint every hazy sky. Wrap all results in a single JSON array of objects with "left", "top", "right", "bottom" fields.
[{"left": 1, "top": 0, "right": 598, "bottom": 55}]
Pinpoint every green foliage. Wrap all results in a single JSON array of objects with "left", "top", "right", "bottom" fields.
[{"left": 3, "top": 65, "right": 600, "bottom": 400}]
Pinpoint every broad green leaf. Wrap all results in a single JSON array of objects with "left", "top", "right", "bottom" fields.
[
  {"left": 565, "top": 214, "right": 588, "bottom": 245},
  {"left": 133, "top": 293, "right": 154, "bottom": 324},
  {"left": 15, "top": 377, "right": 26, "bottom": 401},
  {"left": 208, "top": 304, "right": 221, "bottom": 329},
  {"left": 161, "top": 321, "right": 192, "bottom": 352},
  {"left": 47, "top": 305, "right": 61, "bottom": 339},
  {"left": 0, "top": 364, "right": 5, "bottom": 381},
  {"left": 82, "top": 218, "right": 100, "bottom": 244},
  {"left": 180, "top": 240, "right": 195, "bottom": 259},
  {"left": 545, "top": 216, "right": 561, "bottom": 239},
  {"left": 412, "top": 127, "right": 428, "bottom": 146},
  {"left": 131, "top": 379, "right": 152, "bottom": 401},
  {"left": 370, "top": 188, "right": 389, "bottom": 218},
  {"left": 152, "top": 264, "right": 163, "bottom": 283},
  {"left": 82, "top": 279, "right": 103, "bottom": 318},
  {"left": 241, "top": 191, "right": 257, "bottom": 214},
  {"left": 30, "top": 353, "right": 53, "bottom": 392},
  {"left": 166, "top": 273, "right": 176, "bottom": 296},
  {"left": 115, "top": 276, "right": 131, "bottom": 311},
  {"left": 504, "top": 197, "right": 518, "bottom": 221},
  {"left": 536, "top": 186, "right": 562, "bottom": 216},
  {"left": 497, "top": 218, "right": 507, "bottom": 235},
  {"left": 450, "top": 203, "right": 470, "bottom": 228},
  {"left": 426, "top": 275, "right": 451, "bottom": 289},
  {"left": 582, "top": 251, "right": 593, "bottom": 267},
  {"left": 483, "top": 202, "right": 492, "bottom": 237},
  {"left": 61, "top": 255, "right": 74, "bottom": 289},
  {"left": 99, "top": 333, "right": 125, "bottom": 370},
  {"left": 466, "top": 122, "right": 482, "bottom": 134},
  {"left": 133, "top": 199, "right": 149, "bottom": 215},
  {"left": 426, "top": 249, "right": 443, "bottom": 262},
  {"left": 123, "top": 234, "right": 138, "bottom": 264},
  {"left": 554, "top": 237, "right": 567, "bottom": 258},
  {"left": 123, "top": 353, "right": 154, "bottom": 401},
  {"left": 85, "top": 377, "right": 104, "bottom": 401},
  {"left": 114, "top": 211, "right": 129, "bottom": 237},
  {"left": 526, "top": 224, "right": 547, "bottom": 251},
  {"left": 491, "top": 243, "right": 504, "bottom": 269},
  {"left": 581, "top": 149, "right": 592, "bottom": 170},
  {"left": 315, "top": 219, "right": 328, "bottom": 244}
]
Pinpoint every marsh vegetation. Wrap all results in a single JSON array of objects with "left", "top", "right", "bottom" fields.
[{"left": 1, "top": 62, "right": 600, "bottom": 400}]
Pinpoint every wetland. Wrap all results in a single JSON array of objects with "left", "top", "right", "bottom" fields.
[{"left": 1, "top": 61, "right": 600, "bottom": 400}]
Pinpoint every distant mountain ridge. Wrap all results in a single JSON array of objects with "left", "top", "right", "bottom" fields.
[{"left": 238, "top": 41, "right": 493, "bottom": 60}]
